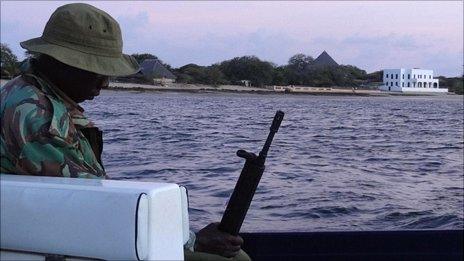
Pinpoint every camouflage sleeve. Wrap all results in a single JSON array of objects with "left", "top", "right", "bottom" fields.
[{"left": 3, "top": 85, "right": 104, "bottom": 178}]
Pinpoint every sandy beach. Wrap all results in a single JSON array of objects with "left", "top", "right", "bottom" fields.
[
  {"left": 107, "top": 81, "right": 392, "bottom": 96},
  {"left": 1, "top": 79, "right": 454, "bottom": 96},
  {"left": 107, "top": 82, "right": 274, "bottom": 94}
]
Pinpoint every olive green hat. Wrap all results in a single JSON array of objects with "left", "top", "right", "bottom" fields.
[{"left": 20, "top": 3, "right": 139, "bottom": 76}]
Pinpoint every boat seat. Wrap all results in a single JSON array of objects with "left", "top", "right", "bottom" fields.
[{"left": 0, "top": 174, "right": 189, "bottom": 260}]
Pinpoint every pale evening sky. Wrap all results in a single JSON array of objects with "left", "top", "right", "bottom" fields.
[{"left": 1, "top": 1, "right": 463, "bottom": 76}]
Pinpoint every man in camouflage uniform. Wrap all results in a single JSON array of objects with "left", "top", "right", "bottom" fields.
[
  {"left": 1, "top": 57, "right": 109, "bottom": 178},
  {"left": 1, "top": 3, "right": 249, "bottom": 261},
  {"left": 0, "top": 3, "right": 138, "bottom": 178}
]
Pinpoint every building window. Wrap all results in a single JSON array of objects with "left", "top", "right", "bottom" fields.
[
  {"left": 413, "top": 74, "right": 415, "bottom": 78},
  {"left": 396, "top": 74, "right": 398, "bottom": 79},
  {"left": 408, "top": 74, "right": 410, "bottom": 79},
  {"left": 386, "top": 74, "right": 388, "bottom": 78},
  {"left": 396, "top": 82, "right": 398, "bottom": 86},
  {"left": 413, "top": 82, "right": 416, "bottom": 87},
  {"left": 391, "top": 82, "right": 393, "bottom": 86},
  {"left": 407, "top": 82, "right": 410, "bottom": 87},
  {"left": 402, "top": 82, "right": 404, "bottom": 87},
  {"left": 429, "top": 75, "right": 431, "bottom": 79},
  {"left": 402, "top": 74, "right": 404, "bottom": 79}
]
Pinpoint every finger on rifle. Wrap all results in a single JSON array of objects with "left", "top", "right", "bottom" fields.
[
  {"left": 227, "top": 234, "right": 244, "bottom": 246},
  {"left": 226, "top": 244, "right": 241, "bottom": 252},
  {"left": 223, "top": 250, "right": 240, "bottom": 258}
]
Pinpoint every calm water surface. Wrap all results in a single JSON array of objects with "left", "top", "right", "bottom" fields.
[{"left": 83, "top": 90, "right": 464, "bottom": 232}]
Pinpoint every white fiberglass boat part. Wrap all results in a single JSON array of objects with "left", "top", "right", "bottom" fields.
[{"left": 0, "top": 174, "right": 188, "bottom": 260}]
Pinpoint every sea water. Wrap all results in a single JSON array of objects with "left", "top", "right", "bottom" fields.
[{"left": 83, "top": 90, "right": 464, "bottom": 232}]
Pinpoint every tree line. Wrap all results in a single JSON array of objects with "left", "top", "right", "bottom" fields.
[
  {"left": 2, "top": 43, "right": 462, "bottom": 94},
  {"left": 173, "top": 54, "right": 369, "bottom": 88}
]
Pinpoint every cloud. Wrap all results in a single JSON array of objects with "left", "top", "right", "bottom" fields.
[{"left": 116, "top": 12, "right": 151, "bottom": 51}]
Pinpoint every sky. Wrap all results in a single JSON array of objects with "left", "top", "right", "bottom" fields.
[{"left": 1, "top": 1, "right": 463, "bottom": 76}]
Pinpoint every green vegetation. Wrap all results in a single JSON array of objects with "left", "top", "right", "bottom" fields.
[
  {"left": 1, "top": 43, "right": 20, "bottom": 79},
  {"left": 174, "top": 54, "right": 367, "bottom": 88},
  {"left": 438, "top": 76, "right": 464, "bottom": 95},
  {"left": 175, "top": 64, "right": 227, "bottom": 86},
  {"left": 218, "top": 56, "right": 275, "bottom": 86},
  {"left": 131, "top": 53, "right": 158, "bottom": 64}
]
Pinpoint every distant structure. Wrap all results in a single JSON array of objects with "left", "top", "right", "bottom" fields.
[
  {"left": 139, "top": 59, "right": 176, "bottom": 84},
  {"left": 380, "top": 68, "right": 447, "bottom": 93},
  {"left": 240, "top": 80, "right": 251, "bottom": 87},
  {"left": 312, "top": 51, "right": 339, "bottom": 67}
]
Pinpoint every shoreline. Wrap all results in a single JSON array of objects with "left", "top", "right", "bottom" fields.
[
  {"left": 106, "top": 82, "right": 456, "bottom": 97},
  {"left": 1, "top": 79, "right": 457, "bottom": 97}
]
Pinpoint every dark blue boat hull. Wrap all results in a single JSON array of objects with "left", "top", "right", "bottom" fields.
[{"left": 241, "top": 230, "right": 463, "bottom": 261}]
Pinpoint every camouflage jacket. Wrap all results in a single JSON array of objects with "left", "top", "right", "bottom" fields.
[{"left": 0, "top": 60, "right": 106, "bottom": 178}]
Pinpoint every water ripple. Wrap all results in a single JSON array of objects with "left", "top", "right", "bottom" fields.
[{"left": 83, "top": 91, "right": 464, "bottom": 232}]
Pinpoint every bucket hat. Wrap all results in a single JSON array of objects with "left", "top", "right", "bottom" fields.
[{"left": 20, "top": 3, "right": 139, "bottom": 76}]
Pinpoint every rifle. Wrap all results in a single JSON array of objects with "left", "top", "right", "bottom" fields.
[{"left": 219, "top": 110, "right": 284, "bottom": 236}]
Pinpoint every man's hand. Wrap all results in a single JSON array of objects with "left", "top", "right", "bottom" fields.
[{"left": 195, "top": 222, "right": 244, "bottom": 258}]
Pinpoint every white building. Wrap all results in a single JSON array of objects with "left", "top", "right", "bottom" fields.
[{"left": 380, "top": 68, "right": 447, "bottom": 93}]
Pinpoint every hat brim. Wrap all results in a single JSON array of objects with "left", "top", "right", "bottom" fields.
[{"left": 21, "top": 37, "right": 140, "bottom": 77}]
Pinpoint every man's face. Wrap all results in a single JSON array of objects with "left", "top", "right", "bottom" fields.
[
  {"left": 66, "top": 69, "right": 109, "bottom": 103},
  {"left": 60, "top": 65, "right": 109, "bottom": 103},
  {"left": 39, "top": 55, "right": 110, "bottom": 103}
]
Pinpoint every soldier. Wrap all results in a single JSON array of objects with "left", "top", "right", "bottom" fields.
[{"left": 0, "top": 3, "right": 249, "bottom": 261}]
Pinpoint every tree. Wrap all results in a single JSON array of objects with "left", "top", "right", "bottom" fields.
[
  {"left": 174, "top": 63, "right": 227, "bottom": 86},
  {"left": 219, "top": 56, "right": 274, "bottom": 87},
  {"left": 131, "top": 53, "right": 158, "bottom": 64},
  {"left": 176, "top": 63, "right": 207, "bottom": 84},
  {"left": 205, "top": 65, "right": 228, "bottom": 86},
  {"left": 272, "top": 66, "right": 288, "bottom": 86},
  {"left": 284, "top": 53, "right": 315, "bottom": 85},
  {"left": 288, "top": 53, "right": 314, "bottom": 72},
  {"left": 1, "top": 43, "right": 19, "bottom": 78},
  {"left": 438, "top": 76, "right": 464, "bottom": 94}
]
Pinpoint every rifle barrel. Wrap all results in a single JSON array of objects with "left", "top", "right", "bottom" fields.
[{"left": 258, "top": 110, "right": 284, "bottom": 161}]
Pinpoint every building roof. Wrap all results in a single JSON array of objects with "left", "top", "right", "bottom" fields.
[
  {"left": 140, "top": 59, "right": 176, "bottom": 79},
  {"left": 312, "top": 51, "right": 339, "bottom": 67}
]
